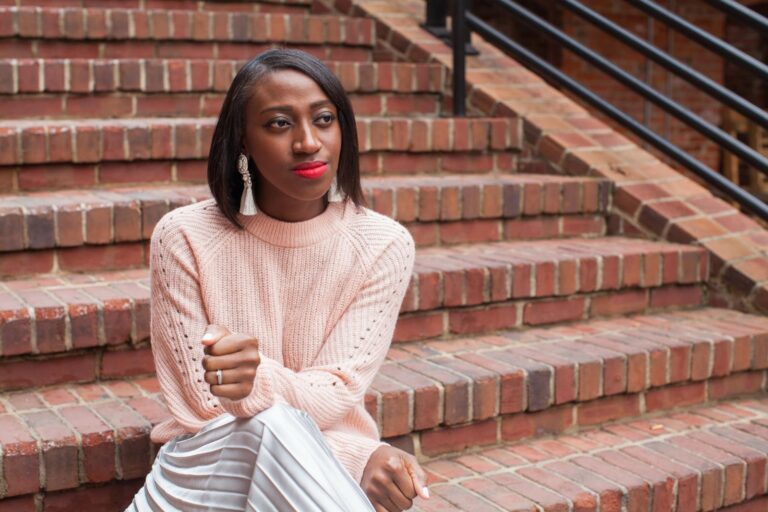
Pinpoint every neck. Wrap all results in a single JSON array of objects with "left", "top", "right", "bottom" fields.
[{"left": 255, "top": 192, "right": 327, "bottom": 222}]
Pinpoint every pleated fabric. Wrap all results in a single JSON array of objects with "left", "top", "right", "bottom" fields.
[{"left": 127, "top": 403, "right": 375, "bottom": 512}]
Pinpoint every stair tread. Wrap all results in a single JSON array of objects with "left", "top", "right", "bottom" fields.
[
  {"left": 0, "top": 246, "right": 711, "bottom": 387},
  {"left": 0, "top": 59, "right": 447, "bottom": 94},
  {"left": 0, "top": 174, "right": 611, "bottom": 252},
  {"left": 0, "top": 234, "right": 705, "bottom": 309},
  {"left": 412, "top": 395, "right": 768, "bottom": 511},
  {"left": 0, "top": 0, "right": 762, "bottom": 509},
  {"left": 0, "top": 306, "right": 766, "bottom": 502},
  {"left": 0, "top": 236, "right": 708, "bottom": 360},
  {"left": 7, "top": 0, "right": 312, "bottom": 6},
  {"left": 377, "top": 306, "right": 768, "bottom": 438},
  {"left": 0, "top": 6, "right": 374, "bottom": 45},
  {"left": 0, "top": 174, "right": 608, "bottom": 207},
  {"left": 0, "top": 115, "right": 509, "bottom": 127},
  {"left": 0, "top": 116, "right": 520, "bottom": 166}
]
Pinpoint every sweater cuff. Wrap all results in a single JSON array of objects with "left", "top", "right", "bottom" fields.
[
  {"left": 217, "top": 356, "right": 279, "bottom": 416},
  {"left": 323, "top": 430, "right": 388, "bottom": 484}
]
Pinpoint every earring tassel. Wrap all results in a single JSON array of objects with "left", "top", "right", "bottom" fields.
[
  {"left": 328, "top": 176, "right": 343, "bottom": 202},
  {"left": 240, "top": 182, "right": 257, "bottom": 215},
  {"left": 237, "top": 153, "right": 258, "bottom": 215}
]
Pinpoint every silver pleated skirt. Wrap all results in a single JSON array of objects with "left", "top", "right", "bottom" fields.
[{"left": 126, "top": 402, "right": 375, "bottom": 512}]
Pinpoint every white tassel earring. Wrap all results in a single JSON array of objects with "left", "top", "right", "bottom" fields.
[
  {"left": 237, "top": 153, "right": 258, "bottom": 216},
  {"left": 327, "top": 176, "right": 343, "bottom": 202}
]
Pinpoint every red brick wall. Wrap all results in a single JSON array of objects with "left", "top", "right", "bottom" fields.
[
  {"left": 473, "top": 0, "right": 766, "bottom": 176},
  {"left": 559, "top": 1, "right": 725, "bottom": 171},
  {"left": 724, "top": 2, "right": 768, "bottom": 108}
]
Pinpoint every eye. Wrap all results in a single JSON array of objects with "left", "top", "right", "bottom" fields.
[
  {"left": 266, "top": 118, "right": 291, "bottom": 129},
  {"left": 316, "top": 112, "right": 335, "bottom": 125}
]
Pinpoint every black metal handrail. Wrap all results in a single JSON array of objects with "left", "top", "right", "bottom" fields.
[
  {"left": 423, "top": 0, "right": 768, "bottom": 222},
  {"left": 493, "top": 0, "right": 768, "bottom": 174},
  {"left": 452, "top": 0, "right": 467, "bottom": 117},
  {"left": 464, "top": 10, "right": 768, "bottom": 220},
  {"left": 703, "top": 0, "right": 768, "bottom": 35},
  {"left": 560, "top": 0, "right": 768, "bottom": 130},
  {"left": 627, "top": 0, "right": 768, "bottom": 81}
]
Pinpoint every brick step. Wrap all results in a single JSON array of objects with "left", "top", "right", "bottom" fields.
[
  {"left": 0, "top": 116, "right": 519, "bottom": 167},
  {"left": 0, "top": 175, "right": 610, "bottom": 254},
  {"left": 0, "top": 237, "right": 708, "bottom": 377},
  {"left": 397, "top": 236, "right": 708, "bottom": 340},
  {"left": 413, "top": 396, "right": 768, "bottom": 511},
  {"left": 0, "top": 316, "right": 766, "bottom": 506},
  {"left": 0, "top": 7, "right": 374, "bottom": 60},
  {"left": 0, "top": 58, "right": 446, "bottom": 95},
  {"left": 0, "top": 0, "right": 313, "bottom": 11},
  {"left": 377, "top": 307, "right": 768, "bottom": 442},
  {"left": 0, "top": 59, "right": 448, "bottom": 118},
  {"left": 2, "top": 91, "right": 445, "bottom": 119},
  {"left": 0, "top": 40, "right": 374, "bottom": 62},
  {"left": 2, "top": 151, "right": 519, "bottom": 194}
]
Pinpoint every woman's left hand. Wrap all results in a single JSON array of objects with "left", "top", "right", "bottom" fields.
[
  {"left": 201, "top": 324, "right": 261, "bottom": 400},
  {"left": 361, "top": 445, "right": 429, "bottom": 511}
]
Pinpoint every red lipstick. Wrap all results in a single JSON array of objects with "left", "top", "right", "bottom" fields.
[{"left": 292, "top": 161, "right": 328, "bottom": 179}]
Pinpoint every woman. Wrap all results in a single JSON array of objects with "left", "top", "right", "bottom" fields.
[{"left": 127, "top": 49, "right": 428, "bottom": 511}]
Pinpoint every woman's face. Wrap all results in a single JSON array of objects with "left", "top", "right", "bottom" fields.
[{"left": 242, "top": 69, "right": 342, "bottom": 222}]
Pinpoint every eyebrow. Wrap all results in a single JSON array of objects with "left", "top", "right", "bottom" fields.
[{"left": 259, "top": 99, "right": 333, "bottom": 114}]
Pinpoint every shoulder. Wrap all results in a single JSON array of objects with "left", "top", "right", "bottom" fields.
[
  {"left": 342, "top": 205, "right": 415, "bottom": 269},
  {"left": 151, "top": 199, "right": 238, "bottom": 258}
]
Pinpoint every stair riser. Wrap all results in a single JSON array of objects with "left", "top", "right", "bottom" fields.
[
  {"left": 0, "top": 371, "right": 764, "bottom": 502},
  {"left": 0, "top": 92, "right": 444, "bottom": 119},
  {"left": 1, "top": 153, "right": 520, "bottom": 193},
  {"left": 375, "top": 308, "right": 768, "bottom": 438},
  {"left": 0, "top": 1, "right": 312, "bottom": 12},
  {"left": 386, "top": 372, "right": 768, "bottom": 457},
  {"left": 0, "top": 283, "right": 706, "bottom": 366},
  {"left": 2, "top": 305, "right": 766, "bottom": 498},
  {"left": 0, "top": 8, "right": 374, "bottom": 47},
  {"left": 0, "top": 346, "right": 154, "bottom": 392},
  {"left": 0, "top": 60, "right": 447, "bottom": 96},
  {"left": 0, "top": 244, "right": 148, "bottom": 277},
  {"left": 0, "top": 479, "right": 145, "bottom": 512},
  {"left": 0, "top": 217, "right": 608, "bottom": 276},
  {"left": 395, "top": 285, "right": 706, "bottom": 341},
  {"left": 0, "top": 179, "right": 610, "bottom": 251},
  {"left": 0, "top": 40, "right": 373, "bottom": 60},
  {"left": 417, "top": 397, "right": 768, "bottom": 512},
  {"left": 0, "top": 117, "right": 518, "bottom": 166},
  {"left": 3, "top": 307, "right": 767, "bottom": 506}
]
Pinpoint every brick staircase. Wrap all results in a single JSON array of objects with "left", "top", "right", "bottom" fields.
[{"left": 1, "top": 1, "right": 767, "bottom": 511}]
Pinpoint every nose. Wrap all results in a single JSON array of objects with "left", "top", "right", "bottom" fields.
[{"left": 292, "top": 120, "right": 322, "bottom": 154}]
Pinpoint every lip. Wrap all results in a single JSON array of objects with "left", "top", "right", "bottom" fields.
[
  {"left": 292, "top": 161, "right": 327, "bottom": 171},
  {"left": 292, "top": 161, "right": 328, "bottom": 179}
]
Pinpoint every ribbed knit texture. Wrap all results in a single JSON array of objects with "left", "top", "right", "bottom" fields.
[{"left": 149, "top": 198, "right": 415, "bottom": 484}]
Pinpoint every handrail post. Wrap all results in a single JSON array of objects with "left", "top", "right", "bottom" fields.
[
  {"left": 422, "top": 0, "right": 449, "bottom": 39},
  {"left": 453, "top": 0, "right": 467, "bottom": 117}
]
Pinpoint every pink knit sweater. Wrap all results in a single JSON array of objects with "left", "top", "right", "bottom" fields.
[{"left": 148, "top": 198, "right": 415, "bottom": 483}]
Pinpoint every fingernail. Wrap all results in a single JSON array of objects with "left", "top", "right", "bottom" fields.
[
  {"left": 422, "top": 487, "right": 430, "bottom": 499},
  {"left": 202, "top": 332, "right": 214, "bottom": 342}
]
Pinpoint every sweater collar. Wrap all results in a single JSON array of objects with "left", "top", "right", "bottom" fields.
[{"left": 239, "top": 200, "right": 349, "bottom": 248}]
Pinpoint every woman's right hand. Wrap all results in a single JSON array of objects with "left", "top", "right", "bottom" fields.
[
  {"left": 201, "top": 324, "right": 261, "bottom": 401},
  {"left": 361, "top": 445, "right": 430, "bottom": 511}
]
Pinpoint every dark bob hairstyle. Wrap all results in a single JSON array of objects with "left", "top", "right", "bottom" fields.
[{"left": 208, "top": 48, "right": 364, "bottom": 229}]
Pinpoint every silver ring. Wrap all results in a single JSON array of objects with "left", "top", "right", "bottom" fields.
[{"left": 216, "top": 369, "right": 223, "bottom": 386}]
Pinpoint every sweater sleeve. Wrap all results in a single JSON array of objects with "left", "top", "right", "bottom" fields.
[
  {"left": 324, "top": 430, "right": 388, "bottom": 484},
  {"left": 149, "top": 214, "right": 223, "bottom": 432},
  {"left": 218, "top": 229, "right": 416, "bottom": 431}
]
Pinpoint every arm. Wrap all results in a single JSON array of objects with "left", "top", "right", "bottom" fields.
[
  {"left": 149, "top": 216, "right": 222, "bottom": 432},
  {"left": 216, "top": 231, "right": 415, "bottom": 431}
]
